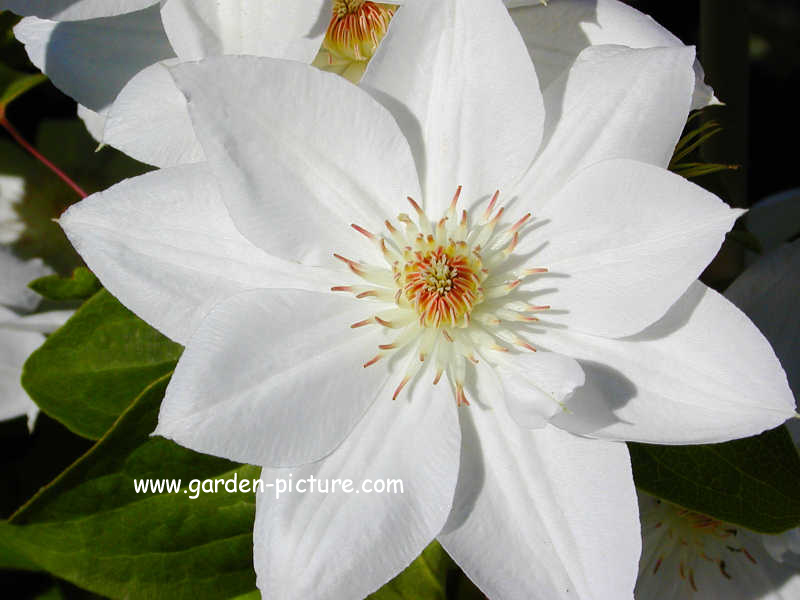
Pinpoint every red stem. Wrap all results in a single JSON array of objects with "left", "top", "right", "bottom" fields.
[{"left": 1, "top": 115, "right": 88, "bottom": 199}]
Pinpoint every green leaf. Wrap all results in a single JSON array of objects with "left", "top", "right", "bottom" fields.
[
  {"left": 629, "top": 425, "right": 800, "bottom": 534},
  {"left": 0, "top": 61, "right": 45, "bottom": 111},
  {"left": 368, "top": 541, "right": 454, "bottom": 600},
  {"left": 22, "top": 289, "right": 182, "bottom": 439},
  {"left": 4, "top": 375, "right": 259, "bottom": 600},
  {"left": 29, "top": 267, "right": 102, "bottom": 301},
  {"left": 0, "top": 525, "right": 40, "bottom": 571}
]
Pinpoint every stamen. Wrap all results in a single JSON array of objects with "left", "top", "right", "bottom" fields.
[
  {"left": 392, "top": 376, "right": 411, "bottom": 400},
  {"left": 351, "top": 224, "right": 376, "bottom": 240},
  {"left": 363, "top": 354, "right": 383, "bottom": 368},
  {"left": 334, "top": 186, "right": 551, "bottom": 406}
]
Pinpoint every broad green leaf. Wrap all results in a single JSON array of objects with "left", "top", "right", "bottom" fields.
[
  {"left": 0, "top": 62, "right": 45, "bottom": 110},
  {"left": 22, "top": 290, "right": 182, "bottom": 439},
  {"left": 0, "top": 524, "right": 40, "bottom": 571},
  {"left": 629, "top": 425, "right": 800, "bottom": 533},
  {"left": 4, "top": 375, "right": 259, "bottom": 600},
  {"left": 29, "top": 267, "right": 101, "bottom": 301},
  {"left": 369, "top": 541, "right": 454, "bottom": 600}
]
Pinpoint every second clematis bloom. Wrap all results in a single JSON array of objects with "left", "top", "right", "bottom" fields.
[
  {"left": 59, "top": 0, "right": 796, "bottom": 598},
  {"left": 11, "top": 0, "right": 715, "bottom": 169}
]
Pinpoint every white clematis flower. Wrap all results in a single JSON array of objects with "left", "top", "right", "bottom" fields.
[
  {"left": 59, "top": 0, "right": 795, "bottom": 597},
  {"left": 637, "top": 493, "right": 800, "bottom": 600},
  {"left": 0, "top": 248, "right": 72, "bottom": 430},
  {"left": 11, "top": 0, "right": 715, "bottom": 169}
]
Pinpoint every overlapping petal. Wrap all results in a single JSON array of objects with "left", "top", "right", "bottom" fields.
[
  {"left": 161, "top": 0, "right": 328, "bottom": 63},
  {"left": 156, "top": 288, "right": 402, "bottom": 468},
  {"left": 104, "top": 61, "right": 204, "bottom": 167},
  {"left": 517, "top": 45, "right": 695, "bottom": 205},
  {"left": 525, "top": 158, "right": 742, "bottom": 338},
  {"left": 170, "top": 56, "right": 421, "bottom": 265},
  {"left": 254, "top": 380, "right": 460, "bottom": 600},
  {"left": 506, "top": 0, "right": 717, "bottom": 109},
  {"left": 440, "top": 365, "right": 639, "bottom": 600},
  {"left": 548, "top": 281, "right": 796, "bottom": 444},
  {"left": 13, "top": 6, "right": 174, "bottom": 114},
  {"left": 59, "top": 164, "right": 333, "bottom": 344},
  {"left": 361, "top": 0, "right": 544, "bottom": 215},
  {"left": 495, "top": 350, "right": 585, "bottom": 429},
  {"left": 0, "top": 0, "right": 158, "bottom": 20}
]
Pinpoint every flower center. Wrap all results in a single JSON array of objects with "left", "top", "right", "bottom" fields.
[
  {"left": 400, "top": 240, "right": 485, "bottom": 328},
  {"left": 332, "top": 187, "right": 549, "bottom": 405},
  {"left": 640, "top": 498, "right": 758, "bottom": 593},
  {"left": 324, "top": 1, "right": 396, "bottom": 62}
]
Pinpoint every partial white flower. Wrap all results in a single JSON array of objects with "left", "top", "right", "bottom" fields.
[
  {"left": 0, "top": 247, "right": 72, "bottom": 430},
  {"left": 11, "top": 0, "right": 329, "bottom": 166},
  {"left": 635, "top": 243, "right": 800, "bottom": 599},
  {"left": 506, "top": 0, "right": 719, "bottom": 109},
  {"left": 637, "top": 493, "right": 800, "bottom": 600},
  {"left": 12, "top": 0, "right": 716, "bottom": 169},
  {"left": 0, "top": 174, "right": 26, "bottom": 245},
  {"left": 59, "top": 0, "right": 795, "bottom": 597}
]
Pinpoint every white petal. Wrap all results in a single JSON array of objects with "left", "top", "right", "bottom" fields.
[
  {"left": 763, "top": 528, "right": 800, "bottom": 565},
  {"left": 0, "top": 175, "right": 26, "bottom": 245},
  {"left": 439, "top": 367, "right": 639, "bottom": 600},
  {"left": 104, "top": 61, "right": 204, "bottom": 168},
  {"left": 0, "top": 247, "right": 50, "bottom": 312},
  {"left": 494, "top": 350, "right": 585, "bottom": 428},
  {"left": 170, "top": 56, "right": 420, "bottom": 264},
  {"left": 518, "top": 45, "right": 695, "bottom": 206},
  {"left": 160, "top": 0, "right": 328, "bottom": 63},
  {"left": 724, "top": 241, "right": 800, "bottom": 401},
  {"left": 254, "top": 382, "right": 460, "bottom": 600},
  {"left": 361, "top": 0, "right": 544, "bottom": 215},
  {"left": 0, "top": 0, "right": 158, "bottom": 20},
  {"left": 0, "top": 310, "right": 43, "bottom": 429},
  {"left": 59, "top": 163, "right": 332, "bottom": 345},
  {"left": 157, "top": 288, "right": 406, "bottom": 467},
  {"left": 746, "top": 188, "right": 800, "bottom": 255},
  {"left": 526, "top": 158, "right": 742, "bottom": 338},
  {"left": 547, "top": 281, "right": 796, "bottom": 444},
  {"left": 13, "top": 7, "right": 174, "bottom": 113},
  {"left": 507, "top": 0, "right": 717, "bottom": 109},
  {"left": 77, "top": 104, "right": 106, "bottom": 142}
]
